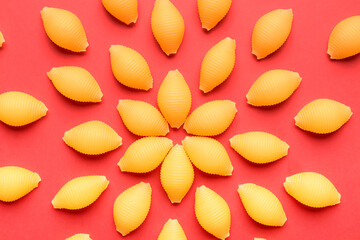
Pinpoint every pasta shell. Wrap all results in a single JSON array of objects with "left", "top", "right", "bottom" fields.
[
  {"left": 119, "top": 137, "right": 173, "bottom": 173},
  {"left": 102, "top": 0, "right": 138, "bottom": 25},
  {"left": 230, "top": 132, "right": 289, "bottom": 164},
  {"left": 295, "top": 99, "right": 352, "bottom": 134},
  {"left": 0, "top": 166, "right": 41, "bottom": 202},
  {"left": 157, "top": 70, "right": 191, "bottom": 128},
  {"left": 198, "top": 0, "right": 232, "bottom": 31},
  {"left": 0, "top": 91, "right": 48, "bottom": 127},
  {"left": 246, "top": 70, "right": 301, "bottom": 106},
  {"left": 195, "top": 185, "right": 231, "bottom": 240},
  {"left": 65, "top": 234, "right": 92, "bottom": 240},
  {"left": 52, "top": 175, "right": 109, "bottom": 210},
  {"left": 47, "top": 66, "right": 103, "bottom": 103},
  {"left": 0, "top": 32, "right": 4, "bottom": 47},
  {"left": 117, "top": 100, "right": 169, "bottom": 136},
  {"left": 200, "top": 38, "right": 236, "bottom": 93},
  {"left": 284, "top": 172, "right": 341, "bottom": 208},
  {"left": 113, "top": 182, "right": 152, "bottom": 236},
  {"left": 158, "top": 219, "right": 187, "bottom": 240},
  {"left": 41, "top": 7, "right": 88, "bottom": 52},
  {"left": 328, "top": 16, "right": 360, "bottom": 59},
  {"left": 63, "top": 121, "right": 122, "bottom": 155},
  {"left": 254, "top": 238, "right": 266, "bottom": 240},
  {"left": 237, "top": 183, "right": 287, "bottom": 227},
  {"left": 151, "top": 0, "right": 185, "bottom": 55},
  {"left": 110, "top": 45, "right": 153, "bottom": 90},
  {"left": 184, "top": 100, "right": 237, "bottom": 136},
  {"left": 160, "top": 145, "right": 194, "bottom": 203},
  {"left": 252, "top": 9, "right": 293, "bottom": 59},
  {"left": 183, "top": 137, "right": 233, "bottom": 176}
]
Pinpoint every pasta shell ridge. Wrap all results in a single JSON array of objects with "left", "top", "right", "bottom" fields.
[
  {"left": 157, "top": 219, "right": 187, "bottom": 240},
  {"left": 198, "top": 0, "right": 232, "bottom": 31},
  {"left": 102, "top": 0, "right": 138, "bottom": 25}
]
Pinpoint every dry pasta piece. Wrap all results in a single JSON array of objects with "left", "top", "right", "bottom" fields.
[
  {"left": 237, "top": 183, "right": 287, "bottom": 227},
  {"left": 284, "top": 172, "right": 341, "bottom": 208},
  {"left": 119, "top": 137, "right": 173, "bottom": 173},
  {"left": 52, "top": 175, "right": 109, "bottom": 210},
  {"left": 246, "top": 70, "right": 301, "bottom": 106},
  {"left": 295, "top": 99, "right": 352, "bottom": 134},
  {"left": 158, "top": 219, "right": 187, "bottom": 240},
  {"left": 254, "top": 238, "right": 266, "bottom": 240},
  {"left": 65, "top": 234, "right": 92, "bottom": 240},
  {"left": 47, "top": 66, "right": 103, "bottom": 103},
  {"left": 0, "top": 166, "right": 41, "bottom": 202},
  {"left": 0, "top": 32, "right": 4, "bottom": 47},
  {"left": 252, "top": 9, "right": 293, "bottom": 59},
  {"left": 195, "top": 185, "right": 231, "bottom": 240},
  {"left": 113, "top": 182, "right": 152, "bottom": 236},
  {"left": 0, "top": 91, "right": 48, "bottom": 127},
  {"left": 110, "top": 45, "right": 153, "bottom": 90},
  {"left": 183, "top": 137, "right": 233, "bottom": 176},
  {"left": 117, "top": 99, "right": 169, "bottom": 136},
  {"left": 160, "top": 145, "right": 194, "bottom": 203},
  {"left": 328, "top": 16, "right": 360, "bottom": 59},
  {"left": 151, "top": 0, "right": 185, "bottom": 55},
  {"left": 63, "top": 121, "right": 122, "bottom": 155},
  {"left": 198, "top": 0, "right": 232, "bottom": 31},
  {"left": 230, "top": 132, "right": 289, "bottom": 164},
  {"left": 102, "top": 0, "right": 138, "bottom": 25},
  {"left": 41, "top": 7, "right": 88, "bottom": 52},
  {"left": 157, "top": 70, "right": 191, "bottom": 128},
  {"left": 184, "top": 100, "right": 236, "bottom": 136}
]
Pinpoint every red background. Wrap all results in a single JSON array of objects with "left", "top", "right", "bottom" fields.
[{"left": 0, "top": 0, "right": 359, "bottom": 239}]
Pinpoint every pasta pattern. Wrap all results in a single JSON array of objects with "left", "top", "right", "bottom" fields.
[
  {"left": 102, "top": 0, "right": 138, "bottom": 25},
  {"left": 0, "top": 32, "right": 4, "bottom": 47},
  {"left": 157, "top": 219, "right": 187, "bottom": 240},
  {"left": 65, "top": 234, "right": 92, "bottom": 240},
  {"left": 198, "top": 0, "right": 232, "bottom": 31}
]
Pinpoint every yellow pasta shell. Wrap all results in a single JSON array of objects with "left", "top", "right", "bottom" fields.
[
  {"left": 184, "top": 100, "right": 237, "bottom": 136},
  {"left": 200, "top": 37, "right": 236, "bottom": 93},
  {"left": 195, "top": 185, "right": 231, "bottom": 240},
  {"left": 284, "top": 172, "right": 341, "bottom": 208},
  {"left": 151, "top": 0, "right": 185, "bottom": 55},
  {"left": 246, "top": 70, "right": 301, "bottom": 106},
  {"left": 230, "top": 132, "right": 289, "bottom": 164},
  {"left": 0, "top": 32, "right": 4, "bottom": 47},
  {"left": 110, "top": 45, "right": 153, "bottom": 90},
  {"left": 41, "top": 7, "right": 88, "bottom": 52},
  {"left": 328, "top": 16, "right": 360, "bottom": 59},
  {"left": 63, "top": 121, "right": 122, "bottom": 155},
  {"left": 0, "top": 91, "right": 48, "bottom": 127},
  {"left": 183, "top": 137, "right": 233, "bottom": 176},
  {"left": 295, "top": 99, "right": 352, "bottom": 134},
  {"left": 198, "top": 0, "right": 232, "bottom": 31},
  {"left": 119, "top": 137, "right": 173, "bottom": 173},
  {"left": 160, "top": 145, "right": 194, "bottom": 203},
  {"left": 117, "top": 99, "right": 169, "bottom": 136},
  {"left": 157, "top": 70, "right": 191, "bottom": 128},
  {"left": 65, "top": 234, "right": 92, "bottom": 240},
  {"left": 0, "top": 166, "right": 41, "bottom": 202},
  {"left": 252, "top": 9, "right": 293, "bottom": 59},
  {"left": 254, "top": 238, "right": 266, "bottom": 240},
  {"left": 102, "top": 0, "right": 138, "bottom": 25},
  {"left": 237, "top": 183, "right": 287, "bottom": 227},
  {"left": 113, "top": 182, "right": 152, "bottom": 236},
  {"left": 158, "top": 219, "right": 187, "bottom": 240},
  {"left": 52, "top": 175, "right": 109, "bottom": 210},
  {"left": 48, "top": 66, "right": 103, "bottom": 103}
]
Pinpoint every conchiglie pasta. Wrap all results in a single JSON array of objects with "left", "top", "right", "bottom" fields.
[
  {"left": 246, "top": 70, "right": 301, "bottom": 106},
  {"left": 157, "top": 70, "right": 191, "bottom": 128},
  {"left": 65, "top": 234, "right": 92, "bottom": 240},
  {"left": 295, "top": 99, "right": 352, "bottom": 134},
  {"left": 284, "top": 172, "right": 341, "bottom": 208},
  {"left": 252, "top": 9, "right": 293, "bottom": 59},
  {"left": 158, "top": 219, "right": 187, "bottom": 240},
  {"left": 183, "top": 137, "right": 233, "bottom": 176},
  {"left": 110, "top": 45, "right": 153, "bottom": 90},
  {"left": 119, "top": 137, "right": 173, "bottom": 173},
  {"left": 0, "top": 32, "right": 4, "bottom": 47},
  {"left": 198, "top": 0, "right": 232, "bottom": 31},
  {"left": 230, "top": 132, "right": 289, "bottom": 164},
  {"left": 0, "top": 91, "right": 48, "bottom": 127},
  {"left": 113, "top": 182, "right": 152, "bottom": 236},
  {"left": 102, "top": 0, "right": 138, "bottom": 25},
  {"left": 254, "top": 238, "right": 266, "bottom": 240},
  {"left": 151, "top": 0, "right": 185, "bottom": 55},
  {"left": 63, "top": 121, "right": 122, "bottom": 155},
  {"left": 117, "top": 100, "right": 169, "bottom": 136},
  {"left": 0, "top": 166, "right": 41, "bottom": 202},
  {"left": 237, "top": 183, "right": 287, "bottom": 227},
  {"left": 52, "top": 175, "right": 109, "bottom": 210},
  {"left": 41, "top": 7, "right": 88, "bottom": 52},
  {"left": 195, "top": 185, "right": 231, "bottom": 240},
  {"left": 184, "top": 100, "right": 237, "bottom": 136}
]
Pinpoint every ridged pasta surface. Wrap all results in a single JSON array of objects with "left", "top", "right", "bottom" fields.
[
  {"left": 0, "top": 32, "right": 4, "bottom": 47},
  {"left": 198, "top": 0, "right": 232, "bottom": 31},
  {"left": 295, "top": 99, "right": 352, "bottom": 134},
  {"left": 102, "top": 0, "right": 138, "bottom": 25},
  {"left": 0, "top": 166, "right": 41, "bottom": 202},
  {"left": 65, "top": 234, "right": 92, "bottom": 240},
  {"left": 158, "top": 219, "right": 187, "bottom": 240},
  {"left": 113, "top": 182, "right": 152, "bottom": 236},
  {"left": 284, "top": 172, "right": 341, "bottom": 208}
]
